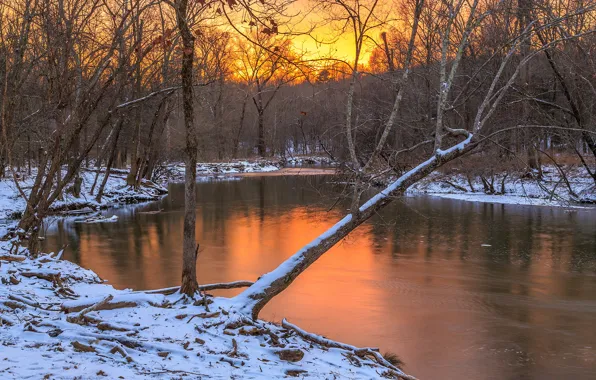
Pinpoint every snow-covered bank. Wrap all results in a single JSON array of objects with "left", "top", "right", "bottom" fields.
[
  {"left": 0, "top": 169, "right": 166, "bottom": 224},
  {"left": 155, "top": 156, "right": 336, "bottom": 183},
  {"left": 283, "top": 155, "right": 337, "bottom": 167},
  {"left": 153, "top": 160, "right": 281, "bottom": 183},
  {"left": 406, "top": 166, "right": 596, "bottom": 208},
  {"left": 0, "top": 158, "right": 412, "bottom": 379},
  {"left": 0, "top": 248, "right": 412, "bottom": 379},
  {"left": 1, "top": 156, "right": 336, "bottom": 224}
]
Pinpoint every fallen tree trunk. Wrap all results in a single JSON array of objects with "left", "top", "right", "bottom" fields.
[{"left": 234, "top": 135, "right": 474, "bottom": 320}]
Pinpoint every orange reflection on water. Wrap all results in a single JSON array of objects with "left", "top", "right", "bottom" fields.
[{"left": 42, "top": 177, "right": 596, "bottom": 380}]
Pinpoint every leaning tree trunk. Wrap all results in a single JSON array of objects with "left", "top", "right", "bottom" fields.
[
  {"left": 96, "top": 119, "right": 124, "bottom": 203},
  {"left": 175, "top": 0, "right": 199, "bottom": 296},
  {"left": 234, "top": 135, "right": 475, "bottom": 319}
]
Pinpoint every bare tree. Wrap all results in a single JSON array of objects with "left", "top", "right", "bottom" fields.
[
  {"left": 173, "top": 0, "right": 200, "bottom": 296},
  {"left": 231, "top": 0, "right": 595, "bottom": 319}
]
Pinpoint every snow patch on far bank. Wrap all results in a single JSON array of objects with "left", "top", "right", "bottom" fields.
[{"left": 406, "top": 166, "right": 596, "bottom": 208}]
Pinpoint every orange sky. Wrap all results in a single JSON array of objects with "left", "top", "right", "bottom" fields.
[
  {"left": 229, "top": 0, "right": 376, "bottom": 65},
  {"left": 288, "top": 0, "right": 367, "bottom": 63}
]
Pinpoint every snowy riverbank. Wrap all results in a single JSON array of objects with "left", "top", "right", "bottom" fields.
[
  {"left": 0, "top": 243, "right": 411, "bottom": 379},
  {"left": 0, "top": 157, "right": 334, "bottom": 225},
  {"left": 0, "top": 159, "right": 412, "bottom": 380},
  {"left": 156, "top": 156, "right": 335, "bottom": 183},
  {"left": 406, "top": 165, "right": 596, "bottom": 208},
  {"left": 0, "top": 169, "right": 167, "bottom": 224}
]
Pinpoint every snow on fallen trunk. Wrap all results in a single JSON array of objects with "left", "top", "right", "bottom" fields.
[
  {"left": 233, "top": 135, "right": 474, "bottom": 320},
  {"left": 1, "top": 250, "right": 415, "bottom": 379},
  {"left": 61, "top": 293, "right": 166, "bottom": 313}
]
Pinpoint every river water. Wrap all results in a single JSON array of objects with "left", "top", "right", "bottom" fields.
[{"left": 42, "top": 174, "right": 596, "bottom": 379}]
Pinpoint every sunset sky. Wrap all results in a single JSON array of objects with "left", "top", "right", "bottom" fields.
[{"left": 236, "top": 0, "right": 380, "bottom": 64}]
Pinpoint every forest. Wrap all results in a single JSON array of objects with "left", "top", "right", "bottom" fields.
[{"left": 1, "top": 0, "right": 595, "bottom": 378}]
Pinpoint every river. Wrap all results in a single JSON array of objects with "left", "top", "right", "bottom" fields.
[{"left": 42, "top": 173, "right": 596, "bottom": 379}]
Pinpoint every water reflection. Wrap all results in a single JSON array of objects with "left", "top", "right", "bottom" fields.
[{"left": 42, "top": 175, "right": 596, "bottom": 379}]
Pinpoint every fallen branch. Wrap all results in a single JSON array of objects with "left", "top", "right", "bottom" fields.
[
  {"left": 141, "top": 280, "right": 254, "bottom": 295},
  {"left": 80, "top": 295, "right": 113, "bottom": 315},
  {"left": 228, "top": 338, "right": 238, "bottom": 357},
  {"left": 110, "top": 343, "right": 133, "bottom": 362},
  {"left": 0, "top": 314, "right": 16, "bottom": 326},
  {"left": 282, "top": 319, "right": 375, "bottom": 352},
  {"left": 200, "top": 281, "right": 254, "bottom": 291},
  {"left": 442, "top": 180, "right": 468, "bottom": 192},
  {"left": 186, "top": 311, "right": 220, "bottom": 323},
  {"left": 0, "top": 255, "right": 27, "bottom": 262},
  {"left": 20, "top": 271, "right": 61, "bottom": 282},
  {"left": 2, "top": 300, "right": 28, "bottom": 310},
  {"left": 8, "top": 294, "right": 40, "bottom": 308},
  {"left": 62, "top": 295, "right": 141, "bottom": 313},
  {"left": 97, "top": 322, "right": 130, "bottom": 332}
]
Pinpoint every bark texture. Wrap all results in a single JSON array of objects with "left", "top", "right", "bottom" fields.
[{"left": 175, "top": 0, "right": 199, "bottom": 296}]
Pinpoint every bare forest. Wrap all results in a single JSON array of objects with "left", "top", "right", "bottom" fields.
[{"left": 1, "top": 0, "right": 595, "bottom": 378}]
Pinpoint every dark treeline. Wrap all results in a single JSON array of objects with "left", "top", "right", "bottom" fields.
[{"left": 2, "top": 0, "right": 594, "bottom": 177}]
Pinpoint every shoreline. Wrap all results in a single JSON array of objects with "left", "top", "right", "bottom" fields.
[
  {"left": 420, "top": 192, "right": 594, "bottom": 208},
  {"left": 2, "top": 160, "right": 594, "bottom": 378},
  {"left": 0, "top": 230, "right": 411, "bottom": 380},
  {"left": 0, "top": 160, "right": 413, "bottom": 380}
]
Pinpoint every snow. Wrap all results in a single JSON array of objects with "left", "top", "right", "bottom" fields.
[
  {"left": 76, "top": 214, "right": 119, "bottom": 223},
  {"left": 0, "top": 162, "right": 411, "bottom": 379},
  {"left": 154, "top": 161, "right": 282, "bottom": 183},
  {"left": 283, "top": 155, "right": 337, "bottom": 167},
  {"left": 406, "top": 164, "right": 596, "bottom": 208},
  {"left": 0, "top": 168, "right": 165, "bottom": 223},
  {"left": 0, "top": 249, "right": 409, "bottom": 379}
]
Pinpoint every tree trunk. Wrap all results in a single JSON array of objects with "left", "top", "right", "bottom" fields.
[
  {"left": 233, "top": 94, "right": 248, "bottom": 158},
  {"left": 176, "top": 0, "right": 199, "bottom": 296},
  {"left": 234, "top": 136, "right": 474, "bottom": 319},
  {"left": 97, "top": 119, "right": 124, "bottom": 203},
  {"left": 257, "top": 110, "right": 265, "bottom": 157}
]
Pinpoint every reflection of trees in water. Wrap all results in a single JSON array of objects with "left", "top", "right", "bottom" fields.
[
  {"left": 42, "top": 179, "right": 596, "bottom": 286},
  {"left": 378, "top": 198, "right": 596, "bottom": 379},
  {"left": 41, "top": 176, "right": 342, "bottom": 289},
  {"left": 38, "top": 177, "right": 596, "bottom": 379}
]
